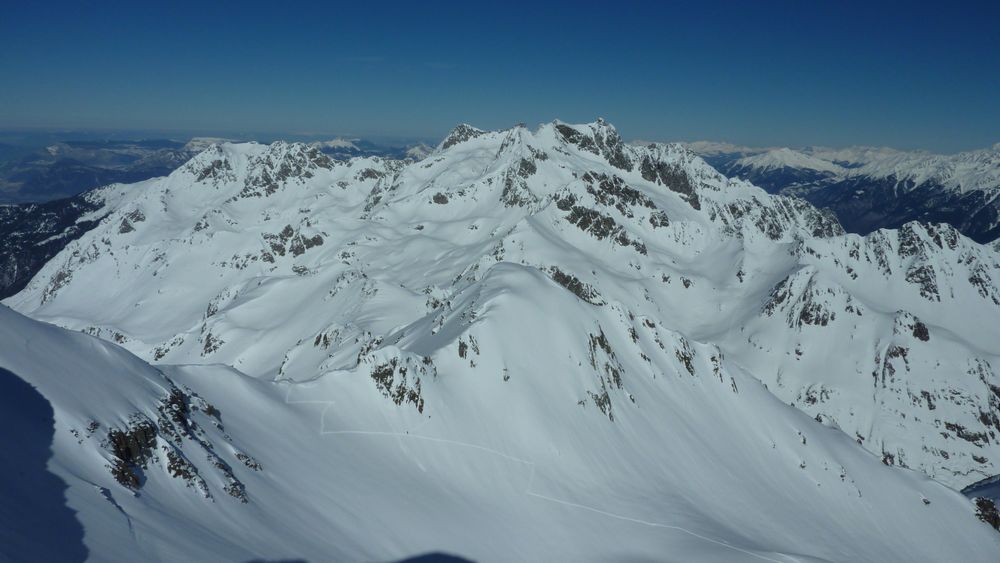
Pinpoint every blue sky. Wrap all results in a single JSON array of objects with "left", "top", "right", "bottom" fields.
[{"left": 1, "top": 0, "right": 997, "bottom": 151}]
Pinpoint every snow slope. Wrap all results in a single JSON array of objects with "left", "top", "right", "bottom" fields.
[
  {"left": 5, "top": 120, "right": 1000, "bottom": 559},
  {"left": 4, "top": 290, "right": 1000, "bottom": 561}
]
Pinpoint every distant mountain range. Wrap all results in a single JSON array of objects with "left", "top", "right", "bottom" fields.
[
  {"left": 0, "top": 136, "right": 433, "bottom": 203},
  {"left": 0, "top": 139, "right": 195, "bottom": 203},
  {"left": 683, "top": 142, "right": 1000, "bottom": 243}
]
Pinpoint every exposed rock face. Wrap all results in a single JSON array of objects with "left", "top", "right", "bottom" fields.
[
  {"left": 976, "top": 497, "right": 1000, "bottom": 531},
  {"left": 107, "top": 419, "right": 157, "bottom": 489},
  {"left": 366, "top": 354, "right": 429, "bottom": 413},
  {"left": 640, "top": 156, "right": 701, "bottom": 209},
  {"left": 548, "top": 266, "right": 604, "bottom": 305},
  {"left": 554, "top": 120, "right": 633, "bottom": 172},
  {"left": 0, "top": 191, "right": 108, "bottom": 298},
  {"left": 101, "top": 383, "right": 253, "bottom": 502},
  {"left": 441, "top": 124, "right": 486, "bottom": 150}
]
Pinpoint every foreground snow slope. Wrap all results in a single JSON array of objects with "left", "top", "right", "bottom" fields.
[
  {"left": 4, "top": 293, "right": 1000, "bottom": 561},
  {"left": 9, "top": 120, "right": 1000, "bottom": 492}
]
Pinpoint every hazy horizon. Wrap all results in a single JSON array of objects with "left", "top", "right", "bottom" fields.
[
  {"left": 2, "top": 1, "right": 998, "bottom": 153},
  {"left": 1, "top": 122, "right": 997, "bottom": 156}
]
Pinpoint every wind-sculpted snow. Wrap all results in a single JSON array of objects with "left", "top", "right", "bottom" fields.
[{"left": 5, "top": 120, "right": 1000, "bottom": 559}]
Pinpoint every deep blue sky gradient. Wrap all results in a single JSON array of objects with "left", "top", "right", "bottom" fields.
[{"left": 1, "top": 0, "right": 997, "bottom": 151}]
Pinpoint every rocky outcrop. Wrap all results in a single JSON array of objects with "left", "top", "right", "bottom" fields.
[{"left": 98, "top": 383, "right": 254, "bottom": 502}]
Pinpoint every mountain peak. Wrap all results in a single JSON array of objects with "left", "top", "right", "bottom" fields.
[{"left": 440, "top": 123, "right": 486, "bottom": 150}]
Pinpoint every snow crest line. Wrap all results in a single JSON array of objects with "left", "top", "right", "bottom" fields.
[{"left": 282, "top": 386, "right": 800, "bottom": 563}]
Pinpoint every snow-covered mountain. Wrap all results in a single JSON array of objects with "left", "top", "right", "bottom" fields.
[
  {"left": 844, "top": 144, "right": 1000, "bottom": 193},
  {"left": 722, "top": 148, "right": 846, "bottom": 192},
  {"left": 737, "top": 148, "right": 846, "bottom": 175},
  {"left": 692, "top": 143, "right": 1000, "bottom": 243},
  {"left": 5, "top": 119, "right": 1000, "bottom": 560},
  {"left": 0, "top": 137, "right": 438, "bottom": 299}
]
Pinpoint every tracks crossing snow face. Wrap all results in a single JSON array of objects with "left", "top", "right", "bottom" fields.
[{"left": 281, "top": 383, "right": 804, "bottom": 563}]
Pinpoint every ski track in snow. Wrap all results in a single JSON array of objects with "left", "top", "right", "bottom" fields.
[{"left": 283, "top": 386, "right": 802, "bottom": 563}]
